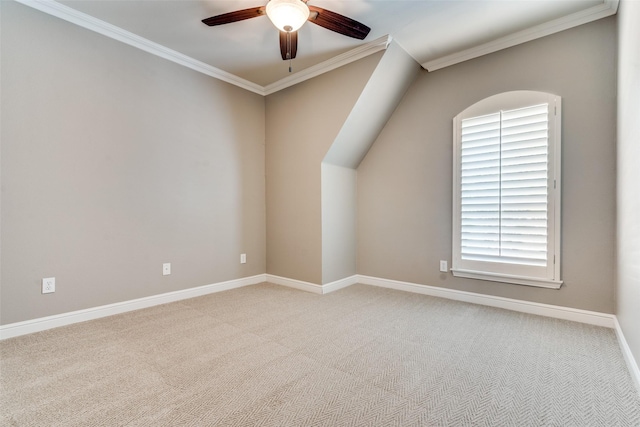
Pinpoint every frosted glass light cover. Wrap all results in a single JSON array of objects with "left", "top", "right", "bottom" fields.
[{"left": 266, "top": 0, "right": 310, "bottom": 32}]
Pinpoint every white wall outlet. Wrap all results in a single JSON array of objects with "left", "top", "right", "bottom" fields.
[
  {"left": 42, "top": 277, "right": 55, "bottom": 294},
  {"left": 240, "top": 253, "right": 247, "bottom": 264},
  {"left": 439, "top": 260, "right": 448, "bottom": 273},
  {"left": 163, "top": 263, "right": 171, "bottom": 276}
]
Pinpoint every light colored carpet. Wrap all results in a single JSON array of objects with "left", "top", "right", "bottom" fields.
[{"left": 1, "top": 283, "right": 639, "bottom": 426}]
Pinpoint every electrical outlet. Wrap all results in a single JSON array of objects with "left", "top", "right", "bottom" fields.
[
  {"left": 439, "top": 260, "right": 448, "bottom": 273},
  {"left": 163, "top": 263, "right": 171, "bottom": 276},
  {"left": 42, "top": 277, "right": 55, "bottom": 294},
  {"left": 240, "top": 254, "right": 247, "bottom": 264}
]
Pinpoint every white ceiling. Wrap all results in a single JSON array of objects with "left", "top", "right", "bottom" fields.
[{"left": 48, "top": 0, "right": 614, "bottom": 88}]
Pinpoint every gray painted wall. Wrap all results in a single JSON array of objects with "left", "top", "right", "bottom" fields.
[
  {"left": 1, "top": 2, "right": 266, "bottom": 325},
  {"left": 357, "top": 17, "right": 618, "bottom": 313},
  {"left": 320, "top": 42, "right": 419, "bottom": 285},
  {"left": 265, "top": 53, "right": 382, "bottom": 284},
  {"left": 0, "top": 0, "right": 626, "bottom": 329},
  {"left": 321, "top": 164, "right": 357, "bottom": 284},
  {"left": 616, "top": 0, "right": 640, "bottom": 368}
]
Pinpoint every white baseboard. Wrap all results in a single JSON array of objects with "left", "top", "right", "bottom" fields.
[
  {"left": 358, "top": 275, "right": 639, "bottom": 393},
  {"left": 613, "top": 317, "right": 640, "bottom": 393},
  {"left": 1, "top": 273, "right": 615, "bottom": 339},
  {"left": 322, "top": 275, "right": 359, "bottom": 293},
  {"left": 266, "top": 273, "right": 615, "bottom": 328},
  {"left": 0, "top": 273, "right": 350, "bottom": 339},
  {"left": 0, "top": 274, "right": 266, "bottom": 340},
  {"left": 356, "top": 275, "right": 616, "bottom": 328},
  {"left": 265, "top": 274, "right": 324, "bottom": 294},
  {"left": 3, "top": 270, "right": 637, "bottom": 394},
  {"left": 265, "top": 274, "right": 359, "bottom": 295}
]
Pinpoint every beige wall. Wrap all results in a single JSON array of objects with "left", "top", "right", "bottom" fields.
[
  {"left": 265, "top": 53, "right": 382, "bottom": 284},
  {"left": 321, "top": 164, "right": 357, "bottom": 284},
  {"left": 357, "top": 17, "right": 618, "bottom": 313},
  {"left": 0, "top": 2, "right": 266, "bottom": 324},
  {"left": 319, "top": 42, "right": 419, "bottom": 285},
  {"left": 0, "top": 0, "right": 625, "bottom": 327},
  {"left": 616, "top": 0, "right": 640, "bottom": 367}
]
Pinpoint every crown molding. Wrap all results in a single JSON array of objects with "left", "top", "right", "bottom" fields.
[
  {"left": 263, "top": 35, "right": 392, "bottom": 95},
  {"left": 422, "top": 0, "right": 619, "bottom": 72},
  {"left": 15, "top": 0, "right": 265, "bottom": 95},
  {"left": 15, "top": 0, "right": 390, "bottom": 96},
  {"left": 16, "top": 0, "right": 617, "bottom": 92}
]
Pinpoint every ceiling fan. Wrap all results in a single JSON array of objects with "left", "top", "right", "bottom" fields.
[{"left": 202, "top": 0, "right": 371, "bottom": 68}]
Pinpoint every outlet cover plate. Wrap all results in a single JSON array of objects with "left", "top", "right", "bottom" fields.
[
  {"left": 240, "top": 254, "right": 246, "bottom": 264},
  {"left": 42, "top": 277, "right": 56, "bottom": 294},
  {"left": 163, "top": 263, "right": 171, "bottom": 276},
  {"left": 439, "top": 260, "right": 448, "bottom": 273}
]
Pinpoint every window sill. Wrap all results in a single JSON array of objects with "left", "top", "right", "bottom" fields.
[{"left": 451, "top": 269, "right": 563, "bottom": 289}]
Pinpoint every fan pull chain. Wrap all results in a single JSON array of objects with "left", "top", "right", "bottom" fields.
[{"left": 287, "top": 31, "right": 293, "bottom": 73}]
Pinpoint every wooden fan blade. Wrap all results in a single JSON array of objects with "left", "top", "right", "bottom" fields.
[
  {"left": 307, "top": 6, "right": 370, "bottom": 40},
  {"left": 279, "top": 31, "right": 298, "bottom": 60},
  {"left": 202, "top": 6, "right": 265, "bottom": 26}
]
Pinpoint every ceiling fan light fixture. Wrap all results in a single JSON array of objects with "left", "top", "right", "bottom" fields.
[{"left": 266, "top": 0, "right": 310, "bottom": 32}]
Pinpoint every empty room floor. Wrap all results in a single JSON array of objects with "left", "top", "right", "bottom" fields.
[{"left": 2, "top": 283, "right": 639, "bottom": 426}]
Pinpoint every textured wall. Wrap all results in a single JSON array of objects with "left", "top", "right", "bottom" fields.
[
  {"left": 357, "top": 17, "right": 618, "bottom": 313},
  {"left": 0, "top": 2, "right": 266, "bottom": 324}
]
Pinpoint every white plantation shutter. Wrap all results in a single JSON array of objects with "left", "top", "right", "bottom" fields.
[
  {"left": 461, "top": 104, "right": 548, "bottom": 266},
  {"left": 453, "top": 92, "right": 562, "bottom": 288}
]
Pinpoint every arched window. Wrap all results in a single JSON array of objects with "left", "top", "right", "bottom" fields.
[{"left": 452, "top": 91, "right": 562, "bottom": 288}]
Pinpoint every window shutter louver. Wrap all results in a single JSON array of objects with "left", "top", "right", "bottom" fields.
[
  {"left": 460, "top": 104, "right": 549, "bottom": 267},
  {"left": 452, "top": 91, "right": 561, "bottom": 288}
]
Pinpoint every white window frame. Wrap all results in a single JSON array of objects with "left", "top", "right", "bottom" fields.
[{"left": 452, "top": 91, "right": 562, "bottom": 289}]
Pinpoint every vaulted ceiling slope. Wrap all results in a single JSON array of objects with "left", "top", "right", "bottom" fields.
[
  {"left": 324, "top": 41, "right": 420, "bottom": 169},
  {"left": 18, "top": 0, "right": 618, "bottom": 94}
]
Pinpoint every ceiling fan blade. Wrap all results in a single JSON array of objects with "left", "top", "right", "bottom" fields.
[
  {"left": 202, "top": 6, "right": 265, "bottom": 26},
  {"left": 307, "top": 6, "right": 370, "bottom": 40},
  {"left": 279, "top": 31, "right": 298, "bottom": 60}
]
